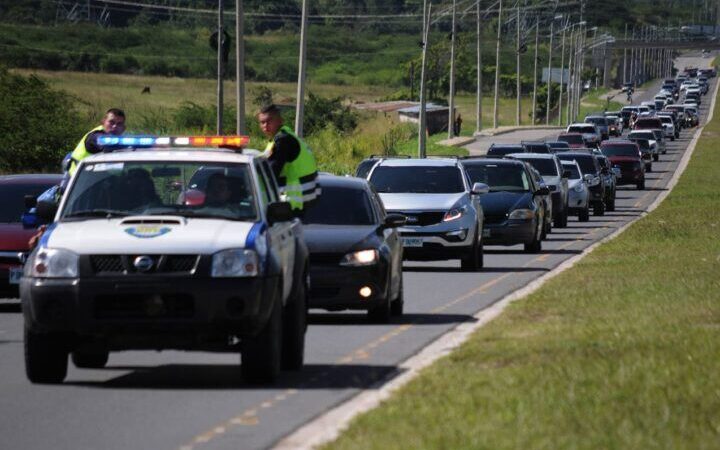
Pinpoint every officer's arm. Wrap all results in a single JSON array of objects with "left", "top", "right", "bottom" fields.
[{"left": 268, "top": 133, "right": 301, "bottom": 177}]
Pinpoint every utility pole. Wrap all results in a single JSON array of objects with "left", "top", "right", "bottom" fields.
[
  {"left": 493, "top": 0, "right": 503, "bottom": 129},
  {"left": 545, "top": 19, "right": 554, "bottom": 125},
  {"left": 476, "top": 0, "right": 483, "bottom": 133},
  {"left": 295, "top": 0, "right": 309, "bottom": 137},
  {"left": 629, "top": 27, "right": 635, "bottom": 86},
  {"left": 566, "top": 25, "right": 575, "bottom": 125},
  {"left": 448, "top": 0, "right": 457, "bottom": 138},
  {"left": 515, "top": 0, "right": 521, "bottom": 126},
  {"left": 623, "top": 23, "right": 628, "bottom": 84},
  {"left": 216, "top": 0, "right": 224, "bottom": 134},
  {"left": 532, "top": 18, "right": 539, "bottom": 124},
  {"left": 235, "top": 0, "right": 245, "bottom": 134},
  {"left": 557, "top": 22, "right": 566, "bottom": 126},
  {"left": 418, "top": 1, "right": 431, "bottom": 157}
]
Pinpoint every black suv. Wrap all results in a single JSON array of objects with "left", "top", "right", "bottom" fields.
[
  {"left": 486, "top": 144, "right": 526, "bottom": 157},
  {"left": 557, "top": 152, "right": 607, "bottom": 216}
]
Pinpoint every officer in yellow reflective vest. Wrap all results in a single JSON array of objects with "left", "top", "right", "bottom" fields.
[
  {"left": 68, "top": 108, "right": 126, "bottom": 176},
  {"left": 257, "top": 104, "right": 319, "bottom": 212}
]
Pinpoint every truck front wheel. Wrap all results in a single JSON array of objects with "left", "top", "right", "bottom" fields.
[
  {"left": 242, "top": 295, "right": 282, "bottom": 384},
  {"left": 25, "top": 327, "right": 69, "bottom": 384}
]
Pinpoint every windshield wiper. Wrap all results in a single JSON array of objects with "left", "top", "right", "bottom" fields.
[{"left": 64, "top": 209, "right": 130, "bottom": 219}]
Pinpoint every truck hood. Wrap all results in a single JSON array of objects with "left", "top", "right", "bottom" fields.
[
  {"left": 0, "top": 223, "right": 36, "bottom": 252},
  {"left": 379, "top": 193, "right": 466, "bottom": 212},
  {"left": 45, "top": 216, "right": 255, "bottom": 254}
]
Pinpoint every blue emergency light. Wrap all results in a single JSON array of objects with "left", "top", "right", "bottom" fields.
[{"left": 96, "top": 135, "right": 250, "bottom": 148}]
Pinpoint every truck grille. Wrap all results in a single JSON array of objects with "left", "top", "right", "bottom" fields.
[
  {"left": 395, "top": 211, "right": 445, "bottom": 227},
  {"left": 89, "top": 255, "right": 200, "bottom": 275},
  {"left": 93, "top": 293, "right": 194, "bottom": 319}
]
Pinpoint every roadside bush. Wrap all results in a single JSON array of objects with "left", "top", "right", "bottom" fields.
[
  {"left": 0, "top": 67, "right": 83, "bottom": 173},
  {"left": 303, "top": 92, "right": 358, "bottom": 136}
]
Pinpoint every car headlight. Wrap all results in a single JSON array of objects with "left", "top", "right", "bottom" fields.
[
  {"left": 586, "top": 176, "right": 601, "bottom": 187},
  {"left": 212, "top": 249, "right": 260, "bottom": 277},
  {"left": 508, "top": 209, "right": 535, "bottom": 220},
  {"left": 340, "top": 249, "right": 379, "bottom": 267},
  {"left": 443, "top": 208, "right": 464, "bottom": 222},
  {"left": 30, "top": 248, "right": 79, "bottom": 278},
  {"left": 573, "top": 185, "right": 585, "bottom": 193}
]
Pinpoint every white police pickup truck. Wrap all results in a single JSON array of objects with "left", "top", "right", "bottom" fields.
[{"left": 21, "top": 140, "right": 309, "bottom": 384}]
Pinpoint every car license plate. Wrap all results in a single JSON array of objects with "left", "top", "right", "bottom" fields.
[
  {"left": 9, "top": 267, "right": 23, "bottom": 285},
  {"left": 402, "top": 237, "right": 423, "bottom": 247},
  {"left": 482, "top": 229, "right": 491, "bottom": 238}
]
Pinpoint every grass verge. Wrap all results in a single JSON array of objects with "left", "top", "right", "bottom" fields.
[{"left": 323, "top": 90, "right": 720, "bottom": 448}]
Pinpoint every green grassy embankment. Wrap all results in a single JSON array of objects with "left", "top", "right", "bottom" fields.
[{"left": 324, "top": 86, "right": 720, "bottom": 449}]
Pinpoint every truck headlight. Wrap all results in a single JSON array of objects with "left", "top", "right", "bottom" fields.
[
  {"left": 30, "top": 248, "right": 79, "bottom": 278},
  {"left": 212, "top": 249, "right": 260, "bottom": 277},
  {"left": 340, "top": 249, "right": 379, "bottom": 267},
  {"left": 508, "top": 209, "right": 535, "bottom": 220},
  {"left": 443, "top": 208, "right": 464, "bottom": 222}
]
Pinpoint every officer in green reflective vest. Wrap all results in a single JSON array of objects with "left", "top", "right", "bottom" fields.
[
  {"left": 68, "top": 108, "right": 126, "bottom": 176},
  {"left": 257, "top": 104, "right": 320, "bottom": 212}
]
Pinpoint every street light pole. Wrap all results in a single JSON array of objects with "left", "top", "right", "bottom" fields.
[
  {"left": 515, "top": 1, "right": 521, "bottom": 126},
  {"left": 531, "top": 18, "right": 539, "bottom": 124},
  {"left": 476, "top": 0, "right": 483, "bottom": 133},
  {"left": 545, "top": 19, "right": 554, "bottom": 125},
  {"left": 235, "top": 0, "right": 245, "bottom": 134},
  {"left": 294, "top": 0, "right": 309, "bottom": 137},
  {"left": 493, "top": 0, "right": 503, "bottom": 129},
  {"left": 623, "top": 23, "right": 627, "bottom": 84},
  {"left": 448, "top": 0, "right": 457, "bottom": 138},
  {"left": 216, "top": 0, "right": 224, "bottom": 134},
  {"left": 557, "top": 22, "right": 566, "bottom": 126},
  {"left": 418, "top": 1, "right": 431, "bottom": 158}
]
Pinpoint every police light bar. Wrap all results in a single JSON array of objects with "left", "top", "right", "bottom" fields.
[{"left": 97, "top": 135, "right": 250, "bottom": 148}]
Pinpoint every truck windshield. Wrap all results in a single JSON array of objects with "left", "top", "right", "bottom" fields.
[
  {"left": 62, "top": 161, "right": 257, "bottom": 221},
  {"left": 370, "top": 166, "right": 465, "bottom": 193}
]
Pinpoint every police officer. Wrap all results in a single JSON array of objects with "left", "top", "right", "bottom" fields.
[
  {"left": 257, "top": 104, "right": 319, "bottom": 212},
  {"left": 68, "top": 108, "right": 126, "bottom": 176}
]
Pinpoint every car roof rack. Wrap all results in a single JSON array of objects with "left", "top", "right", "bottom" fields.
[{"left": 369, "top": 154, "right": 412, "bottom": 159}]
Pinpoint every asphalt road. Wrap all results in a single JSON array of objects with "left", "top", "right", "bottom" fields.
[{"left": 0, "top": 54, "right": 714, "bottom": 450}]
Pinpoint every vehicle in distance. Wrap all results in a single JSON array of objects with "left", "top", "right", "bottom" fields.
[
  {"left": 507, "top": 153, "right": 569, "bottom": 228},
  {"left": 595, "top": 154, "right": 617, "bottom": 212},
  {"left": 545, "top": 140, "right": 571, "bottom": 152},
  {"left": 302, "top": 174, "right": 405, "bottom": 322},
  {"left": 367, "top": 158, "right": 488, "bottom": 271},
  {"left": 625, "top": 136, "right": 655, "bottom": 172},
  {"left": 584, "top": 115, "right": 611, "bottom": 140},
  {"left": 520, "top": 141, "right": 551, "bottom": 154},
  {"left": 557, "top": 132, "right": 587, "bottom": 149},
  {"left": 628, "top": 130, "right": 662, "bottom": 161},
  {"left": 22, "top": 147, "right": 309, "bottom": 384},
  {"left": 556, "top": 152, "right": 606, "bottom": 216},
  {"left": 560, "top": 160, "right": 590, "bottom": 222},
  {"left": 566, "top": 123, "right": 601, "bottom": 147},
  {"left": 462, "top": 158, "right": 548, "bottom": 253},
  {"left": 600, "top": 140, "right": 645, "bottom": 190},
  {"left": 0, "top": 174, "right": 63, "bottom": 297},
  {"left": 486, "top": 144, "right": 526, "bottom": 157}
]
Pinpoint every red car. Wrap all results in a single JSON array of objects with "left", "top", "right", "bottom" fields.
[
  {"left": 599, "top": 141, "right": 645, "bottom": 190},
  {"left": 0, "top": 174, "right": 63, "bottom": 296},
  {"left": 557, "top": 132, "right": 587, "bottom": 149}
]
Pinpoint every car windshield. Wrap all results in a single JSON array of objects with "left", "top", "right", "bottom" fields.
[
  {"left": 518, "top": 158, "right": 558, "bottom": 176},
  {"left": 629, "top": 131, "right": 654, "bottom": 140},
  {"left": 585, "top": 117, "right": 606, "bottom": 125},
  {"left": 557, "top": 155, "right": 596, "bottom": 175},
  {"left": 370, "top": 166, "right": 464, "bottom": 193},
  {"left": 302, "top": 185, "right": 374, "bottom": 226},
  {"left": 629, "top": 138, "right": 650, "bottom": 150},
  {"left": 562, "top": 164, "right": 581, "bottom": 180},
  {"left": 601, "top": 145, "right": 638, "bottom": 157},
  {"left": 62, "top": 161, "right": 257, "bottom": 221},
  {"left": 523, "top": 144, "right": 550, "bottom": 153},
  {"left": 464, "top": 164, "right": 531, "bottom": 192},
  {"left": 355, "top": 159, "right": 378, "bottom": 179},
  {"left": 0, "top": 182, "right": 58, "bottom": 223},
  {"left": 558, "top": 134, "right": 584, "bottom": 144},
  {"left": 487, "top": 146, "right": 523, "bottom": 156},
  {"left": 568, "top": 125, "right": 594, "bottom": 133}
]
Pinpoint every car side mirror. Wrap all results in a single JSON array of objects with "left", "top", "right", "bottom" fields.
[
  {"left": 535, "top": 186, "right": 550, "bottom": 196},
  {"left": 383, "top": 213, "right": 407, "bottom": 229},
  {"left": 267, "top": 201, "right": 294, "bottom": 225},
  {"left": 36, "top": 200, "right": 58, "bottom": 223},
  {"left": 562, "top": 170, "right": 571, "bottom": 178},
  {"left": 471, "top": 182, "right": 490, "bottom": 195}
]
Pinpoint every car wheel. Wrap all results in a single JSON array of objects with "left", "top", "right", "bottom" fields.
[
  {"left": 524, "top": 222, "right": 542, "bottom": 254},
  {"left": 71, "top": 350, "right": 109, "bottom": 369},
  {"left": 368, "top": 296, "right": 391, "bottom": 323},
  {"left": 593, "top": 201, "right": 605, "bottom": 216},
  {"left": 460, "top": 231, "right": 482, "bottom": 272},
  {"left": 281, "top": 269, "right": 307, "bottom": 371},
  {"left": 671, "top": 136, "right": 675, "bottom": 141},
  {"left": 646, "top": 163, "right": 652, "bottom": 172},
  {"left": 555, "top": 208, "right": 568, "bottom": 228},
  {"left": 578, "top": 207, "right": 590, "bottom": 222},
  {"left": 606, "top": 195, "right": 616, "bottom": 212},
  {"left": 653, "top": 154, "right": 659, "bottom": 162},
  {"left": 242, "top": 294, "right": 282, "bottom": 384},
  {"left": 390, "top": 276, "right": 404, "bottom": 316},
  {"left": 637, "top": 179, "right": 645, "bottom": 190},
  {"left": 25, "top": 327, "right": 68, "bottom": 384}
]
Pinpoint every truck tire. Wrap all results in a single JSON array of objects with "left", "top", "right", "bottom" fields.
[
  {"left": 281, "top": 270, "right": 307, "bottom": 371},
  {"left": 242, "top": 295, "right": 282, "bottom": 384},
  {"left": 72, "top": 350, "right": 109, "bottom": 369},
  {"left": 25, "top": 327, "right": 68, "bottom": 384}
]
